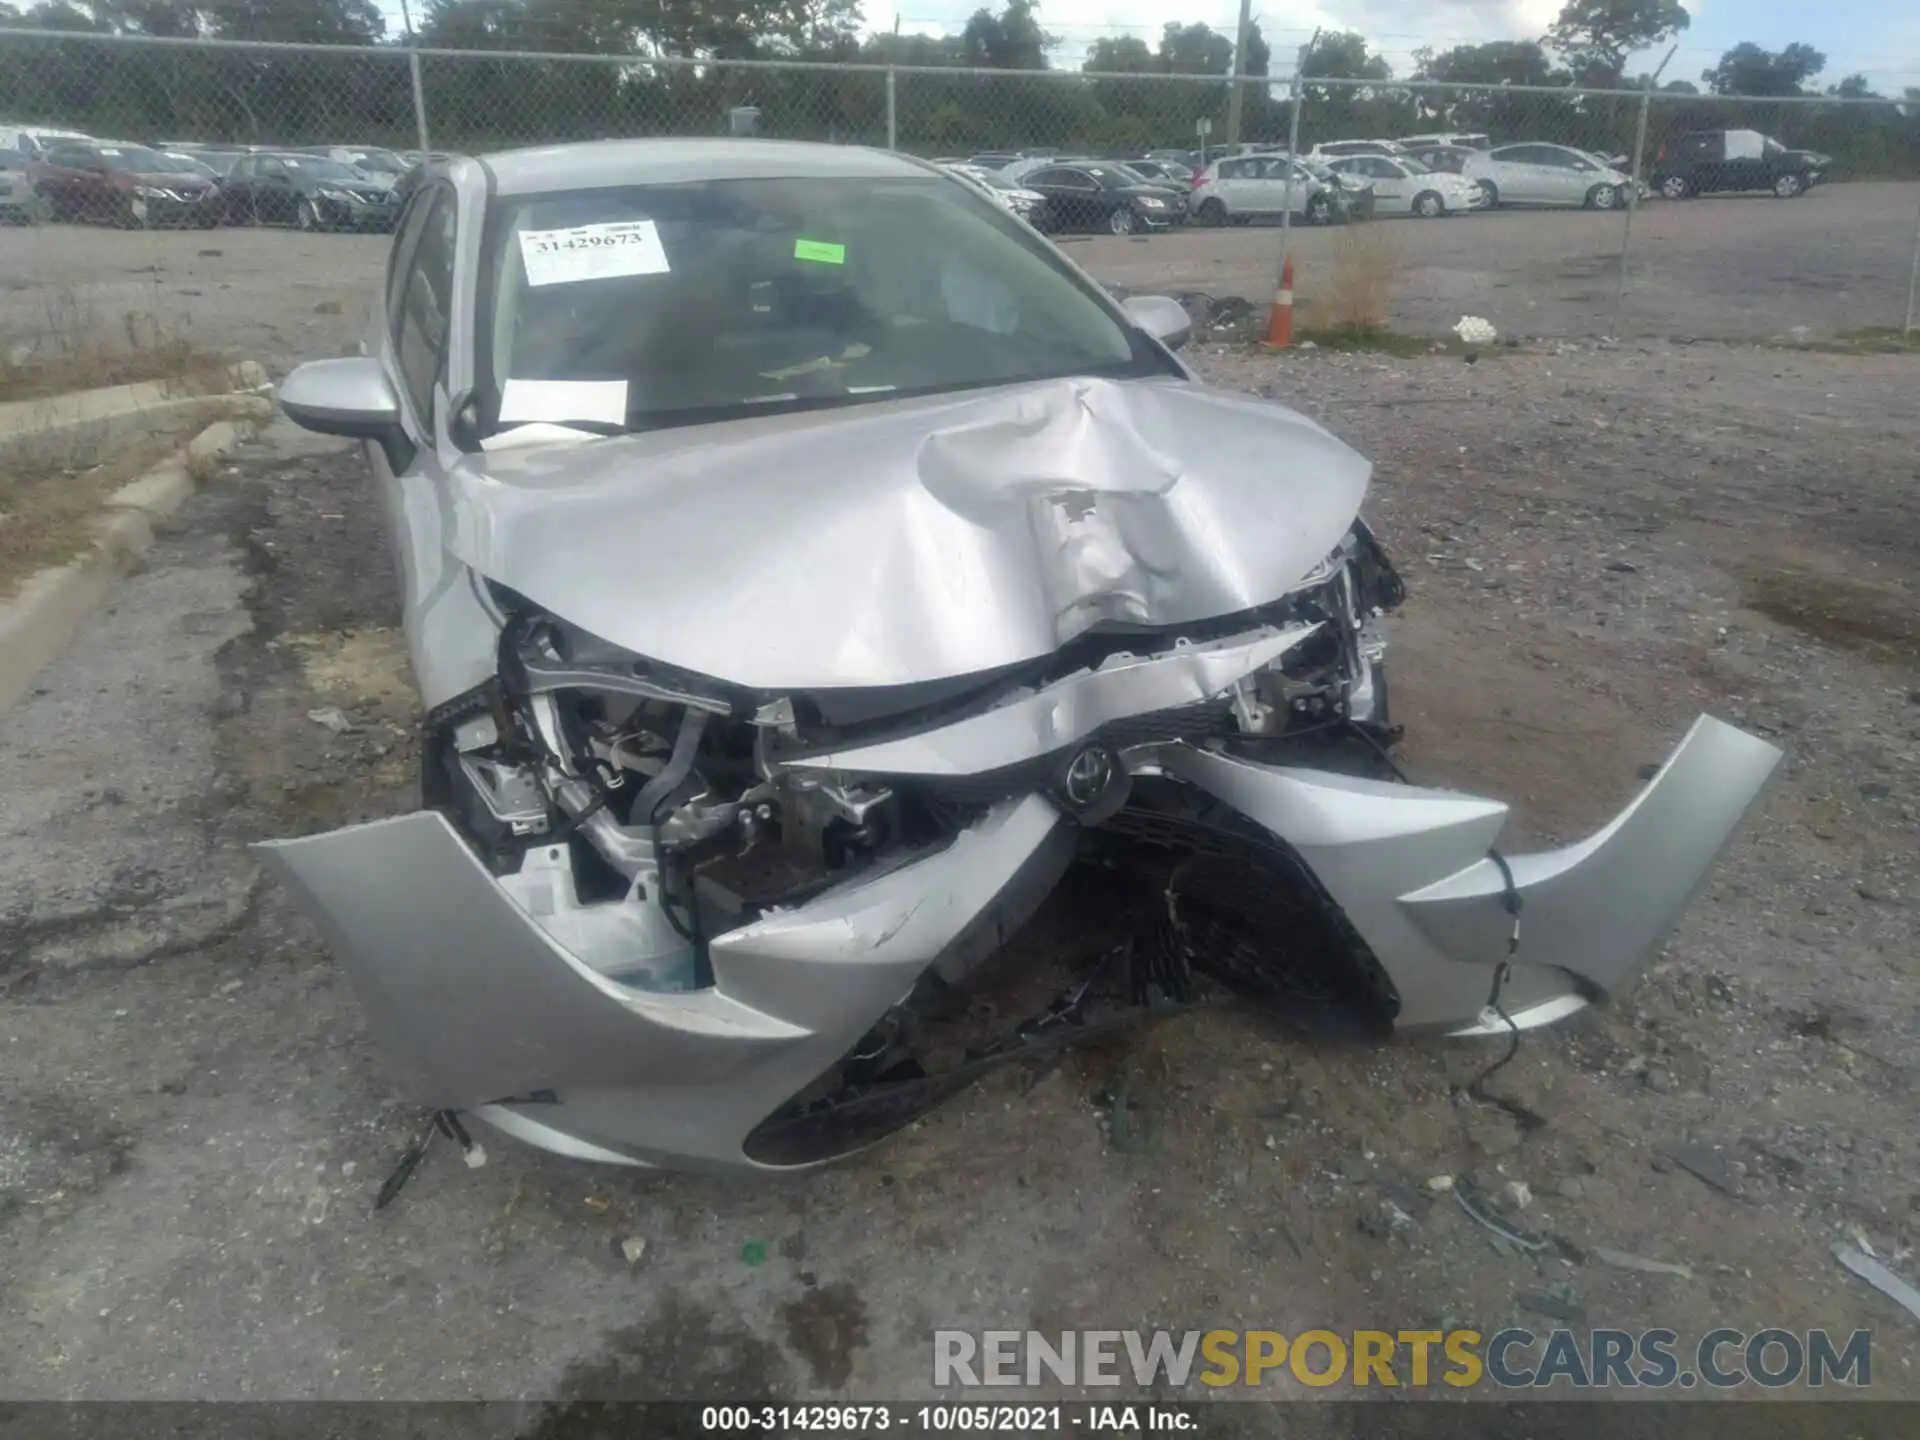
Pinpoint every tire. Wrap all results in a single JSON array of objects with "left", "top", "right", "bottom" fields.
[
  {"left": 1773, "top": 172, "right": 1804, "bottom": 198},
  {"left": 1659, "top": 174, "right": 1692, "bottom": 199},
  {"left": 1412, "top": 190, "right": 1444, "bottom": 218},
  {"left": 296, "top": 197, "right": 320, "bottom": 232},
  {"left": 1477, "top": 181, "right": 1498, "bottom": 208},
  {"left": 1107, "top": 206, "right": 1136, "bottom": 236},
  {"left": 1586, "top": 182, "right": 1619, "bottom": 210},
  {"left": 119, "top": 197, "right": 148, "bottom": 230},
  {"left": 1194, "top": 198, "right": 1226, "bottom": 227},
  {"left": 32, "top": 185, "right": 59, "bottom": 223},
  {"left": 1306, "top": 193, "right": 1332, "bottom": 225}
]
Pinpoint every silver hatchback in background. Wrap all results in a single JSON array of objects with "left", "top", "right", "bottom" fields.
[
  {"left": 1462, "top": 142, "right": 1634, "bottom": 209},
  {"left": 260, "top": 138, "right": 1780, "bottom": 1174}
]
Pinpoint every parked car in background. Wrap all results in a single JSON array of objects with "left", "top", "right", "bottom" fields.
[
  {"left": 1125, "top": 157, "right": 1193, "bottom": 186},
  {"left": 0, "top": 123, "right": 92, "bottom": 158},
  {"left": 1190, "top": 153, "right": 1369, "bottom": 226},
  {"left": 1398, "top": 132, "right": 1490, "bottom": 152},
  {"left": 966, "top": 152, "right": 1021, "bottom": 170},
  {"left": 1325, "top": 153, "right": 1482, "bottom": 217},
  {"left": 219, "top": 151, "right": 400, "bottom": 231},
  {"left": 1650, "top": 129, "right": 1829, "bottom": 199},
  {"left": 0, "top": 150, "right": 43, "bottom": 223},
  {"left": 30, "top": 141, "right": 221, "bottom": 227},
  {"left": 940, "top": 162, "right": 1044, "bottom": 223},
  {"left": 1461, "top": 143, "right": 1631, "bottom": 209},
  {"left": 1018, "top": 161, "right": 1187, "bottom": 235},
  {"left": 1310, "top": 139, "right": 1405, "bottom": 160}
]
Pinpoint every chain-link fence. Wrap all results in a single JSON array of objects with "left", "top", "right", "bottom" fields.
[{"left": 2, "top": 26, "right": 1917, "bottom": 358}]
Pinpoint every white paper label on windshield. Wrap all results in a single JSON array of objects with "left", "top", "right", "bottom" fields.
[
  {"left": 518, "top": 220, "right": 670, "bottom": 287},
  {"left": 99, "top": 147, "right": 121, "bottom": 155},
  {"left": 499, "top": 378, "right": 627, "bottom": 426}
]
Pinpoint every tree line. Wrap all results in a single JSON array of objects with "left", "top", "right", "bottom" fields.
[{"left": 0, "top": 0, "right": 1914, "bottom": 176}]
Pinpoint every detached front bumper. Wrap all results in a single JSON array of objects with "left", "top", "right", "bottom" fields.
[
  {"left": 1148, "top": 714, "right": 1781, "bottom": 1031},
  {"left": 258, "top": 794, "right": 1075, "bottom": 1171},
  {"left": 259, "top": 714, "right": 1777, "bottom": 1169}
]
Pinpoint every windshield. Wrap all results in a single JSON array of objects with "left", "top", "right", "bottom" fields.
[
  {"left": 156, "top": 152, "right": 213, "bottom": 175},
  {"left": 343, "top": 149, "right": 406, "bottom": 174},
  {"left": 89, "top": 145, "right": 168, "bottom": 173},
  {"left": 273, "top": 156, "right": 366, "bottom": 182},
  {"left": 478, "top": 176, "right": 1166, "bottom": 436},
  {"left": 1395, "top": 154, "right": 1434, "bottom": 174}
]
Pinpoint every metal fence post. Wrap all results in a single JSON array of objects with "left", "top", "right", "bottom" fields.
[
  {"left": 1275, "top": 49, "right": 1311, "bottom": 308},
  {"left": 886, "top": 66, "right": 897, "bottom": 151},
  {"left": 1905, "top": 181, "right": 1920, "bottom": 335},
  {"left": 397, "top": 0, "right": 431, "bottom": 153},
  {"left": 1610, "top": 45, "right": 1674, "bottom": 339}
]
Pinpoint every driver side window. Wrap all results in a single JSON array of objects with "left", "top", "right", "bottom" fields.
[{"left": 392, "top": 189, "right": 457, "bottom": 430}]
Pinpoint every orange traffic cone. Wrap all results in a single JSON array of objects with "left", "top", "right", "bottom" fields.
[{"left": 1264, "top": 255, "right": 1295, "bottom": 349}]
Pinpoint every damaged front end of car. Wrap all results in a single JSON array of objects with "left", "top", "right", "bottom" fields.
[{"left": 258, "top": 379, "right": 1780, "bottom": 1174}]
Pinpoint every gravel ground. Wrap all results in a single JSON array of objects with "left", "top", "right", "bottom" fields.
[
  {"left": 0, "top": 337, "right": 1915, "bottom": 1408},
  {"left": 3, "top": 179, "right": 1916, "bottom": 366}
]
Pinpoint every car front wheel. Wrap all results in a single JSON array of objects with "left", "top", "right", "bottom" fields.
[
  {"left": 1108, "top": 207, "right": 1136, "bottom": 236},
  {"left": 1307, "top": 193, "right": 1332, "bottom": 224},
  {"left": 296, "top": 197, "right": 320, "bottom": 232},
  {"left": 1412, "top": 190, "right": 1444, "bottom": 218},
  {"left": 1194, "top": 198, "right": 1226, "bottom": 227},
  {"left": 1586, "top": 182, "right": 1619, "bottom": 210},
  {"left": 1660, "top": 174, "right": 1692, "bottom": 199},
  {"left": 1773, "top": 172, "right": 1805, "bottom": 198}
]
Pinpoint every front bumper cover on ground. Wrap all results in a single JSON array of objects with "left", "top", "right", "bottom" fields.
[{"left": 257, "top": 714, "right": 1779, "bottom": 1171}]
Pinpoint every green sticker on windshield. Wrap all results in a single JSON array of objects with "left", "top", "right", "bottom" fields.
[{"left": 794, "top": 239, "right": 845, "bottom": 265}]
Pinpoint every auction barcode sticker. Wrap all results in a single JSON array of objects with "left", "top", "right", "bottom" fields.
[{"left": 518, "top": 219, "right": 671, "bottom": 287}]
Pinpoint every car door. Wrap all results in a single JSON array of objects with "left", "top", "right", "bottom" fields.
[
  {"left": 1051, "top": 168, "right": 1105, "bottom": 231},
  {"left": 1682, "top": 132, "right": 1727, "bottom": 192},
  {"left": 1489, "top": 145, "right": 1548, "bottom": 204},
  {"left": 1359, "top": 156, "right": 1408, "bottom": 211},
  {"left": 1720, "top": 130, "right": 1766, "bottom": 192},
  {"left": 220, "top": 155, "right": 256, "bottom": 222},
  {"left": 255, "top": 156, "right": 297, "bottom": 223},
  {"left": 1209, "top": 156, "right": 1253, "bottom": 216},
  {"left": 34, "top": 148, "right": 88, "bottom": 215},
  {"left": 1533, "top": 146, "right": 1591, "bottom": 204}
]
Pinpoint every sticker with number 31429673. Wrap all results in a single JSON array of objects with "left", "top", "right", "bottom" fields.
[{"left": 518, "top": 219, "right": 670, "bottom": 286}]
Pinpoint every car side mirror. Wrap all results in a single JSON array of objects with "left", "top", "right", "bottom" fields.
[
  {"left": 280, "top": 356, "right": 415, "bottom": 471},
  {"left": 1121, "top": 294, "right": 1192, "bottom": 352}
]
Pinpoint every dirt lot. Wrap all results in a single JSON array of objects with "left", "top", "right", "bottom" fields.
[
  {"left": 3, "top": 180, "right": 1916, "bottom": 363},
  {"left": 0, "top": 330, "right": 1914, "bottom": 1409}
]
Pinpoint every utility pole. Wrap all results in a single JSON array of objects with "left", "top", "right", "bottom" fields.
[
  {"left": 1222, "top": 0, "right": 1254, "bottom": 148},
  {"left": 397, "top": 0, "right": 431, "bottom": 155},
  {"left": 1609, "top": 43, "right": 1676, "bottom": 337}
]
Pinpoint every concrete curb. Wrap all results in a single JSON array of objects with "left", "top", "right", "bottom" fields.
[
  {"left": 0, "top": 360, "right": 272, "bottom": 470},
  {"left": 0, "top": 397, "right": 273, "bottom": 713}
]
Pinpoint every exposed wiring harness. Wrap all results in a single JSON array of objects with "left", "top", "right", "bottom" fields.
[{"left": 1461, "top": 847, "right": 1525, "bottom": 1100}]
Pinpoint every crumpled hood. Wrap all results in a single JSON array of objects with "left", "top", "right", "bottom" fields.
[{"left": 448, "top": 375, "right": 1372, "bottom": 691}]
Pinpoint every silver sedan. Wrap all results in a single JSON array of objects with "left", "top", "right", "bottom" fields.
[{"left": 263, "top": 139, "right": 1779, "bottom": 1173}]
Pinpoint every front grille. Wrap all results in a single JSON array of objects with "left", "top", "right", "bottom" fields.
[{"left": 892, "top": 699, "right": 1233, "bottom": 807}]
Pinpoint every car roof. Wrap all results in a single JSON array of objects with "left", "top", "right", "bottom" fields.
[{"left": 476, "top": 138, "right": 933, "bottom": 197}]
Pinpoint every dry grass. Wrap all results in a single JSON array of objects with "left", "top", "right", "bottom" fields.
[
  {"left": 0, "top": 288, "right": 227, "bottom": 404},
  {"left": 1299, "top": 222, "right": 1403, "bottom": 335},
  {"left": 0, "top": 433, "right": 190, "bottom": 595}
]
